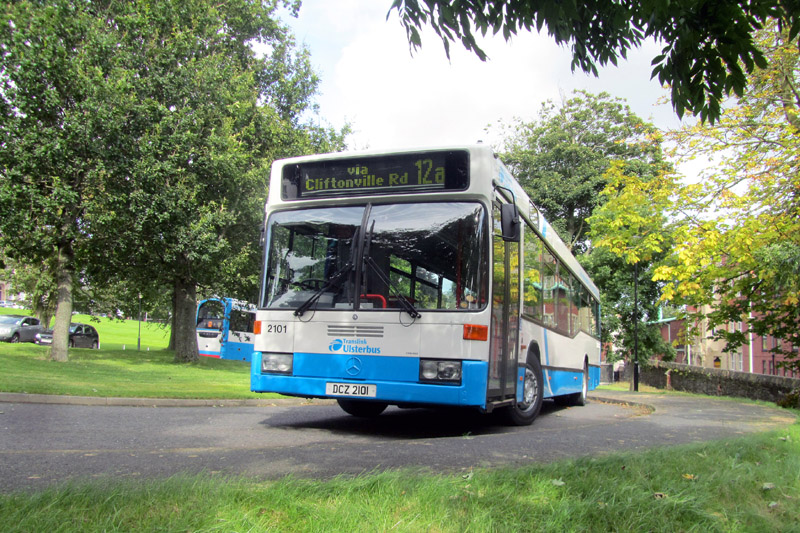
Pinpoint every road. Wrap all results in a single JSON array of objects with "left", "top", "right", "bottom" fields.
[{"left": 0, "top": 391, "right": 795, "bottom": 493}]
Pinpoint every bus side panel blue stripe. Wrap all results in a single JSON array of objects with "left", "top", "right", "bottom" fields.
[
  {"left": 543, "top": 368, "right": 583, "bottom": 398},
  {"left": 589, "top": 365, "right": 600, "bottom": 390},
  {"left": 542, "top": 330, "right": 554, "bottom": 396},
  {"left": 220, "top": 340, "right": 254, "bottom": 362}
]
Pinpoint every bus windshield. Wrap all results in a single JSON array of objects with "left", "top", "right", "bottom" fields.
[
  {"left": 262, "top": 202, "right": 488, "bottom": 312},
  {"left": 197, "top": 300, "right": 225, "bottom": 329}
]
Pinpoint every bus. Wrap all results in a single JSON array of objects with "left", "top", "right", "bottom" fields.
[
  {"left": 251, "top": 145, "right": 601, "bottom": 425},
  {"left": 196, "top": 297, "right": 256, "bottom": 362}
]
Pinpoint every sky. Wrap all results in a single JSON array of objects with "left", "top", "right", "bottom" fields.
[{"left": 278, "top": 1, "right": 689, "bottom": 153}]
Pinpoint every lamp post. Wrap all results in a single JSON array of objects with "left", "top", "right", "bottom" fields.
[
  {"left": 633, "top": 261, "right": 639, "bottom": 392},
  {"left": 137, "top": 293, "right": 142, "bottom": 351}
]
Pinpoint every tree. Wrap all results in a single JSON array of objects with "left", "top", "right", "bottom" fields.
[
  {"left": 1, "top": 0, "right": 346, "bottom": 362},
  {"left": 496, "top": 91, "right": 672, "bottom": 365},
  {"left": 0, "top": 2, "right": 132, "bottom": 361},
  {"left": 388, "top": 0, "right": 800, "bottom": 123},
  {"left": 652, "top": 20, "right": 800, "bottom": 372},
  {"left": 80, "top": 0, "right": 347, "bottom": 363},
  {"left": 587, "top": 162, "right": 677, "bottom": 379},
  {"left": 498, "top": 91, "right": 666, "bottom": 253}
]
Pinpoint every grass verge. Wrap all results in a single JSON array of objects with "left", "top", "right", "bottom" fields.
[
  {"left": 0, "top": 312, "right": 285, "bottom": 399},
  {"left": 0, "top": 421, "right": 797, "bottom": 531},
  {"left": 0, "top": 342, "right": 273, "bottom": 398}
]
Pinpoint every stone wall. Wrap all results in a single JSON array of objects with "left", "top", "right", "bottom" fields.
[{"left": 638, "top": 361, "right": 800, "bottom": 404}]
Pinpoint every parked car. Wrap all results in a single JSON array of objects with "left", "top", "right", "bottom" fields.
[
  {"left": 0, "top": 315, "right": 44, "bottom": 343},
  {"left": 34, "top": 323, "right": 100, "bottom": 349}
]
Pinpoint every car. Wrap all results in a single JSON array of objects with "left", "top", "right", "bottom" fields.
[
  {"left": 0, "top": 314, "right": 45, "bottom": 343},
  {"left": 34, "top": 322, "right": 100, "bottom": 349}
]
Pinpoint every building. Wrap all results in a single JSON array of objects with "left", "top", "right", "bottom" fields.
[{"left": 657, "top": 308, "right": 799, "bottom": 378}]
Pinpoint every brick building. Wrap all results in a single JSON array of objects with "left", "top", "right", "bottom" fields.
[{"left": 656, "top": 307, "right": 799, "bottom": 378}]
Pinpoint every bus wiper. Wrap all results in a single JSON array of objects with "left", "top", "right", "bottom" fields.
[
  {"left": 294, "top": 228, "right": 360, "bottom": 318},
  {"left": 293, "top": 262, "right": 353, "bottom": 317},
  {"left": 362, "top": 223, "right": 421, "bottom": 319}
]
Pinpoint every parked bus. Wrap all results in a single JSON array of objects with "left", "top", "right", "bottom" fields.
[
  {"left": 251, "top": 145, "right": 601, "bottom": 424},
  {"left": 196, "top": 297, "right": 256, "bottom": 362}
]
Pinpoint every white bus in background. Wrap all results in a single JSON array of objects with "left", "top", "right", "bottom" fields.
[
  {"left": 196, "top": 297, "right": 256, "bottom": 362},
  {"left": 251, "top": 145, "right": 601, "bottom": 424}
]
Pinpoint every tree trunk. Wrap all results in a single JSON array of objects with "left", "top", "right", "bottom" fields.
[
  {"left": 173, "top": 277, "right": 199, "bottom": 363},
  {"left": 50, "top": 240, "right": 75, "bottom": 362},
  {"left": 168, "top": 289, "right": 177, "bottom": 350}
]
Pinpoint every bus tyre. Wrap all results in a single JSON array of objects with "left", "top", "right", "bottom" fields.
[
  {"left": 502, "top": 358, "right": 543, "bottom": 426},
  {"left": 337, "top": 399, "right": 388, "bottom": 418}
]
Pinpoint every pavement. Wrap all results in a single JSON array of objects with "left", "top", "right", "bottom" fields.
[
  {"left": 0, "top": 391, "right": 324, "bottom": 407},
  {"left": 0, "top": 388, "right": 739, "bottom": 410}
]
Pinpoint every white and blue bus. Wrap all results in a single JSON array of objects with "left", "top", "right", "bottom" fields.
[
  {"left": 196, "top": 297, "right": 256, "bottom": 362},
  {"left": 251, "top": 145, "right": 601, "bottom": 424}
]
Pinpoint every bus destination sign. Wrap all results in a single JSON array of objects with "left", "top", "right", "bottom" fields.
[{"left": 281, "top": 150, "right": 469, "bottom": 200}]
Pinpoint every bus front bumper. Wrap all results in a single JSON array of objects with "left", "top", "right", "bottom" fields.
[{"left": 250, "top": 351, "right": 488, "bottom": 408}]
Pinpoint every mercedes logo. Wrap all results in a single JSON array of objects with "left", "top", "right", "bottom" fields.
[{"left": 345, "top": 357, "right": 362, "bottom": 376}]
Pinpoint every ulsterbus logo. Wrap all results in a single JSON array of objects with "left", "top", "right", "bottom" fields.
[
  {"left": 328, "top": 338, "right": 381, "bottom": 354},
  {"left": 329, "top": 339, "right": 344, "bottom": 352}
]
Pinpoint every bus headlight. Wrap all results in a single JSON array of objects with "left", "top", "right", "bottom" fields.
[
  {"left": 262, "top": 352, "right": 293, "bottom": 374},
  {"left": 420, "top": 359, "right": 462, "bottom": 384}
]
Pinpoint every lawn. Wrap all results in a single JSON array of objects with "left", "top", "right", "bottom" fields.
[
  {"left": 0, "top": 420, "right": 797, "bottom": 531},
  {"left": 2, "top": 310, "right": 799, "bottom": 531},
  {"left": 0, "top": 312, "right": 278, "bottom": 399}
]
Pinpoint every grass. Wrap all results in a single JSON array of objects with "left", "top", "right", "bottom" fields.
[
  {"left": 0, "top": 312, "right": 280, "bottom": 399},
  {"left": 0, "top": 420, "right": 797, "bottom": 531},
  {"left": 2, "top": 310, "right": 799, "bottom": 530}
]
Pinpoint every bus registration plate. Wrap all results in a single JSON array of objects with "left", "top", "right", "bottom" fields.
[{"left": 326, "top": 382, "right": 377, "bottom": 398}]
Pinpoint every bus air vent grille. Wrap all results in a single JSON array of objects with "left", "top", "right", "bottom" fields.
[{"left": 327, "top": 325, "right": 384, "bottom": 338}]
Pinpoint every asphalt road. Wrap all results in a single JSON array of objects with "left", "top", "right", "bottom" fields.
[{"left": 0, "top": 391, "right": 795, "bottom": 493}]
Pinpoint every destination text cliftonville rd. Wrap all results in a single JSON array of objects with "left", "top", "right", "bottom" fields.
[{"left": 304, "top": 171, "right": 444, "bottom": 192}]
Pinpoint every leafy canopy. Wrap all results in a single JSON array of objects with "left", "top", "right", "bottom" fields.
[
  {"left": 596, "top": 21, "right": 800, "bottom": 370},
  {"left": 0, "top": 0, "right": 346, "bottom": 362},
  {"left": 496, "top": 90, "right": 673, "bottom": 362},
  {"left": 498, "top": 91, "right": 667, "bottom": 254},
  {"left": 389, "top": 0, "right": 800, "bottom": 123}
]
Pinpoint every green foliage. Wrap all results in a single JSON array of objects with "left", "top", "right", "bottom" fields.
[
  {"left": 1, "top": 0, "right": 347, "bottom": 362},
  {"left": 653, "top": 21, "right": 800, "bottom": 372},
  {"left": 498, "top": 91, "right": 667, "bottom": 254},
  {"left": 389, "top": 0, "right": 800, "bottom": 124},
  {"left": 497, "top": 90, "right": 671, "bottom": 363},
  {"left": 581, "top": 248, "right": 675, "bottom": 363}
]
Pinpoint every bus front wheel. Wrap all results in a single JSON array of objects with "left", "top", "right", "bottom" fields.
[
  {"left": 337, "top": 399, "right": 388, "bottom": 418},
  {"left": 501, "top": 358, "right": 543, "bottom": 426}
]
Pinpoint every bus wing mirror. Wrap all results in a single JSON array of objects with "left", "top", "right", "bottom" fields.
[{"left": 501, "top": 203, "right": 520, "bottom": 242}]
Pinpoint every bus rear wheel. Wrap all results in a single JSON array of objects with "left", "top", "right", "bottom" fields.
[
  {"left": 337, "top": 399, "right": 388, "bottom": 418},
  {"left": 501, "top": 358, "right": 543, "bottom": 426}
]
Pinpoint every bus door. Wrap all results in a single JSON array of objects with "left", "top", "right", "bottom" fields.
[{"left": 488, "top": 201, "right": 520, "bottom": 403}]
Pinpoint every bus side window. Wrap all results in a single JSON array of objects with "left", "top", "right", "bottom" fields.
[
  {"left": 522, "top": 224, "right": 543, "bottom": 320},
  {"left": 542, "top": 250, "right": 557, "bottom": 328},
  {"left": 230, "top": 310, "right": 254, "bottom": 333}
]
